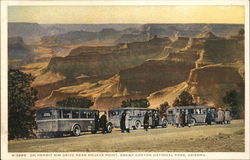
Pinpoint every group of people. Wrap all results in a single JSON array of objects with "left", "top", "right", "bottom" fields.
[
  {"left": 205, "top": 108, "right": 231, "bottom": 125},
  {"left": 174, "top": 108, "right": 231, "bottom": 127},
  {"left": 120, "top": 110, "right": 161, "bottom": 132},
  {"left": 95, "top": 112, "right": 108, "bottom": 134},
  {"left": 175, "top": 111, "right": 193, "bottom": 128}
]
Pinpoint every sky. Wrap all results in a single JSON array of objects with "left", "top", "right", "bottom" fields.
[{"left": 8, "top": 6, "right": 245, "bottom": 24}]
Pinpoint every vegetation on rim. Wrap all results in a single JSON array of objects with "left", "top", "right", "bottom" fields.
[
  {"left": 121, "top": 98, "right": 150, "bottom": 108},
  {"left": 8, "top": 69, "right": 38, "bottom": 139},
  {"left": 56, "top": 97, "right": 94, "bottom": 108}
]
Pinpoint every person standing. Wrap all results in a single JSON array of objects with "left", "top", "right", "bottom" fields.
[
  {"left": 224, "top": 110, "right": 231, "bottom": 124},
  {"left": 152, "top": 111, "right": 157, "bottom": 128},
  {"left": 143, "top": 111, "right": 150, "bottom": 131},
  {"left": 175, "top": 111, "right": 180, "bottom": 127},
  {"left": 94, "top": 112, "right": 99, "bottom": 132},
  {"left": 100, "top": 112, "right": 107, "bottom": 134},
  {"left": 125, "top": 111, "right": 131, "bottom": 133},
  {"left": 217, "top": 108, "right": 224, "bottom": 125},
  {"left": 179, "top": 111, "right": 185, "bottom": 127},
  {"left": 206, "top": 110, "right": 213, "bottom": 125},
  {"left": 186, "top": 111, "right": 192, "bottom": 127},
  {"left": 120, "top": 111, "right": 126, "bottom": 133}
]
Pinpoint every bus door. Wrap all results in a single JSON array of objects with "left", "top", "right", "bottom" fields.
[
  {"left": 59, "top": 109, "right": 73, "bottom": 131},
  {"left": 193, "top": 108, "right": 206, "bottom": 123},
  {"left": 79, "top": 111, "right": 94, "bottom": 131},
  {"left": 167, "top": 109, "right": 174, "bottom": 124},
  {"left": 109, "top": 110, "right": 121, "bottom": 128}
]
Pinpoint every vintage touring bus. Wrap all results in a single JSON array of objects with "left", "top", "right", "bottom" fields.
[
  {"left": 36, "top": 107, "right": 112, "bottom": 137},
  {"left": 108, "top": 108, "right": 168, "bottom": 130},
  {"left": 166, "top": 106, "right": 216, "bottom": 126}
]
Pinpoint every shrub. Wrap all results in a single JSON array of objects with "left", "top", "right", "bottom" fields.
[
  {"left": 56, "top": 97, "right": 94, "bottom": 108},
  {"left": 121, "top": 98, "right": 150, "bottom": 108}
]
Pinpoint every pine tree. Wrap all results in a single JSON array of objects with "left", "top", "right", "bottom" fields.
[
  {"left": 159, "top": 101, "right": 170, "bottom": 117},
  {"left": 173, "top": 91, "right": 196, "bottom": 107},
  {"left": 223, "top": 90, "right": 244, "bottom": 119},
  {"left": 8, "top": 69, "right": 38, "bottom": 139}
]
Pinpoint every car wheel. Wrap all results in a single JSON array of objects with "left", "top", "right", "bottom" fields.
[
  {"left": 72, "top": 125, "right": 81, "bottom": 136},
  {"left": 190, "top": 118, "right": 196, "bottom": 126},
  {"left": 134, "top": 121, "right": 141, "bottom": 130},
  {"left": 106, "top": 123, "right": 112, "bottom": 133},
  {"left": 162, "top": 120, "right": 168, "bottom": 128}
]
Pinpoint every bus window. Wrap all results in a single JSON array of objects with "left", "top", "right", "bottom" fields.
[
  {"left": 80, "top": 111, "right": 87, "bottom": 118},
  {"left": 195, "top": 109, "right": 200, "bottom": 114},
  {"left": 188, "top": 109, "right": 195, "bottom": 114},
  {"left": 63, "top": 110, "right": 71, "bottom": 118},
  {"left": 168, "top": 110, "right": 173, "bottom": 115},
  {"left": 59, "top": 110, "right": 62, "bottom": 118},
  {"left": 88, "top": 112, "right": 94, "bottom": 118},
  {"left": 41, "top": 112, "right": 52, "bottom": 118},
  {"left": 72, "top": 110, "right": 79, "bottom": 119},
  {"left": 134, "top": 110, "right": 139, "bottom": 116},
  {"left": 201, "top": 109, "right": 206, "bottom": 114}
]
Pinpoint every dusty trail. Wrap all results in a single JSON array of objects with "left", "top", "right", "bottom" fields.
[{"left": 8, "top": 120, "right": 244, "bottom": 152}]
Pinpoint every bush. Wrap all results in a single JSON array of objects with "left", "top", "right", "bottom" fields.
[
  {"left": 8, "top": 69, "right": 38, "bottom": 139},
  {"left": 173, "top": 91, "right": 196, "bottom": 107},
  {"left": 223, "top": 90, "right": 244, "bottom": 119},
  {"left": 159, "top": 101, "right": 170, "bottom": 117},
  {"left": 121, "top": 98, "right": 150, "bottom": 108},
  {"left": 56, "top": 97, "right": 94, "bottom": 108}
]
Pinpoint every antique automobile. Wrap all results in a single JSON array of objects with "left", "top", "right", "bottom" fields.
[
  {"left": 166, "top": 106, "right": 216, "bottom": 126},
  {"left": 36, "top": 107, "right": 112, "bottom": 137},
  {"left": 108, "top": 108, "right": 168, "bottom": 130}
]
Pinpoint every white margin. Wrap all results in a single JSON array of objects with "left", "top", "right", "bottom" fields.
[{"left": 1, "top": 0, "right": 250, "bottom": 160}]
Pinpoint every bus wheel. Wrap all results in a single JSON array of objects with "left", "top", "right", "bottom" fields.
[
  {"left": 91, "top": 130, "right": 97, "bottom": 134},
  {"left": 190, "top": 118, "right": 196, "bottom": 126},
  {"left": 72, "top": 125, "right": 81, "bottom": 136},
  {"left": 162, "top": 120, "right": 168, "bottom": 128},
  {"left": 134, "top": 121, "right": 141, "bottom": 130},
  {"left": 106, "top": 123, "right": 112, "bottom": 133}
]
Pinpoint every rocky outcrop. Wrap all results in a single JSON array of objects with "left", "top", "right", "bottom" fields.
[
  {"left": 35, "top": 30, "right": 245, "bottom": 110},
  {"left": 8, "top": 36, "right": 32, "bottom": 59},
  {"left": 45, "top": 37, "right": 172, "bottom": 77},
  {"left": 117, "top": 59, "right": 195, "bottom": 95}
]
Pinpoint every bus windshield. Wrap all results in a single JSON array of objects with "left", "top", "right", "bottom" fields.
[{"left": 37, "top": 109, "right": 58, "bottom": 120}]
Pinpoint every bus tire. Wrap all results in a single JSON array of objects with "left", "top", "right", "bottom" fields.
[
  {"left": 134, "top": 120, "right": 141, "bottom": 130},
  {"left": 162, "top": 120, "right": 168, "bottom": 128},
  {"left": 72, "top": 125, "right": 81, "bottom": 136},
  {"left": 106, "top": 123, "right": 112, "bottom": 133},
  {"left": 190, "top": 118, "right": 196, "bottom": 126},
  {"left": 91, "top": 130, "right": 97, "bottom": 134}
]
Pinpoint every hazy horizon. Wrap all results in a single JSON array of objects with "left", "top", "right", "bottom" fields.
[{"left": 8, "top": 6, "right": 244, "bottom": 24}]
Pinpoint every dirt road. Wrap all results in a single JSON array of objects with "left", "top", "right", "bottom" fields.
[{"left": 8, "top": 120, "right": 244, "bottom": 152}]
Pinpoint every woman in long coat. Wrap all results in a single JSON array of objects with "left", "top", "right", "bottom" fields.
[
  {"left": 175, "top": 111, "right": 180, "bottom": 127},
  {"left": 99, "top": 112, "right": 107, "bottom": 134},
  {"left": 186, "top": 111, "right": 192, "bottom": 127},
  {"left": 179, "top": 111, "right": 185, "bottom": 127},
  {"left": 143, "top": 111, "right": 149, "bottom": 131},
  {"left": 120, "top": 111, "right": 126, "bottom": 133},
  {"left": 125, "top": 111, "right": 131, "bottom": 133},
  {"left": 206, "top": 110, "right": 212, "bottom": 125},
  {"left": 217, "top": 108, "right": 225, "bottom": 124}
]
